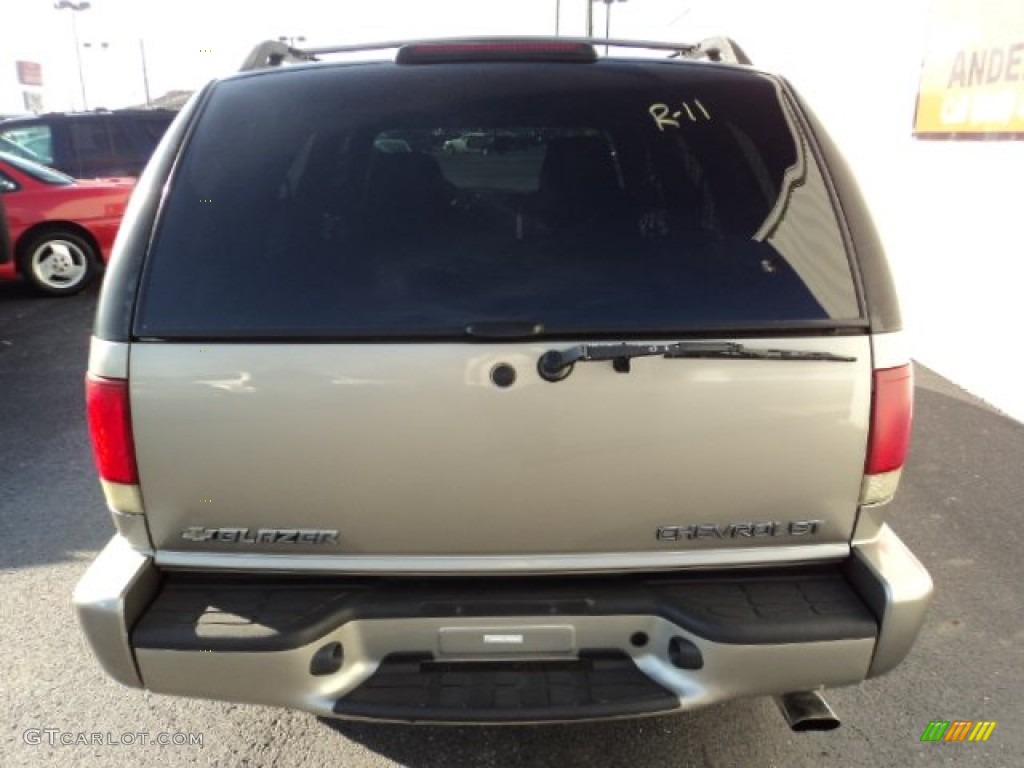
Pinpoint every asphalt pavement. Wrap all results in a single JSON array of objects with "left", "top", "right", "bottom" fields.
[{"left": 1, "top": 281, "right": 1021, "bottom": 767}]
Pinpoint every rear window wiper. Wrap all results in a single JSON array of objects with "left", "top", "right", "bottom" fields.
[{"left": 537, "top": 342, "right": 856, "bottom": 381}]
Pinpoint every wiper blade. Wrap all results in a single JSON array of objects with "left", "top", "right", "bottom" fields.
[
  {"left": 537, "top": 341, "right": 856, "bottom": 381},
  {"left": 665, "top": 342, "right": 857, "bottom": 362}
]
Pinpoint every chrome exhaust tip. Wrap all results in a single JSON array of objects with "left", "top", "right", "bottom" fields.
[{"left": 774, "top": 691, "right": 841, "bottom": 732}]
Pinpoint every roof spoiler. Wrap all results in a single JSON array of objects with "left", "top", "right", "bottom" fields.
[{"left": 239, "top": 36, "right": 753, "bottom": 72}]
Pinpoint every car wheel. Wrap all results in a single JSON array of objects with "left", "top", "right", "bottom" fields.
[{"left": 20, "top": 230, "right": 98, "bottom": 296}]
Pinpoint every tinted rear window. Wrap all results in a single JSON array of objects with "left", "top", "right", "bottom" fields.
[
  {"left": 0, "top": 150, "right": 74, "bottom": 185},
  {"left": 136, "top": 62, "right": 861, "bottom": 338}
]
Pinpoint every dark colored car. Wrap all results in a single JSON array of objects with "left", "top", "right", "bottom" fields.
[{"left": 0, "top": 109, "right": 176, "bottom": 179}]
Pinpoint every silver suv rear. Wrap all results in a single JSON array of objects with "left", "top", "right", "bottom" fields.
[{"left": 75, "top": 37, "right": 931, "bottom": 727}]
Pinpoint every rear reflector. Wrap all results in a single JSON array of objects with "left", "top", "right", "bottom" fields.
[
  {"left": 397, "top": 41, "right": 597, "bottom": 65},
  {"left": 86, "top": 374, "right": 138, "bottom": 485},
  {"left": 862, "top": 364, "right": 913, "bottom": 505},
  {"left": 861, "top": 470, "right": 902, "bottom": 508}
]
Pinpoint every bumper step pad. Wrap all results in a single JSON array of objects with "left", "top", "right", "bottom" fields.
[
  {"left": 332, "top": 651, "right": 678, "bottom": 722},
  {"left": 133, "top": 566, "right": 878, "bottom": 651}
]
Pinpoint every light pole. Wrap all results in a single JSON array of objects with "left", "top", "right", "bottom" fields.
[
  {"left": 140, "top": 39, "right": 151, "bottom": 107},
  {"left": 594, "top": 0, "right": 626, "bottom": 53},
  {"left": 54, "top": 0, "right": 91, "bottom": 110},
  {"left": 81, "top": 41, "right": 150, "bottom": 109},
  {"left": 81, "top": 41, "right": 109, "bottom": 107}
]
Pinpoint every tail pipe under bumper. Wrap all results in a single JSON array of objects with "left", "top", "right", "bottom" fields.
[{"left": 775, "top": 690, "right": 841, "bottom": 731}]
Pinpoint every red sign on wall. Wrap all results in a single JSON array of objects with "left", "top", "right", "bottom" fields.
[{"left": 16, "top": 61, "right": 43, "bottom": 87}]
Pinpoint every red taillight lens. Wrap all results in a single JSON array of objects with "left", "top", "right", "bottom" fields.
[
  {"left": 86, "top": 374, "right": 138, "bottom": 484},
  {"left": 866, "top": 364, "right": 914, "bottom": 475}
]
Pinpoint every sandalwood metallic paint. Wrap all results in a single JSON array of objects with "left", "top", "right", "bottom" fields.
[{"left": 128, "top": 336, "right": 871, "bottom": 563}]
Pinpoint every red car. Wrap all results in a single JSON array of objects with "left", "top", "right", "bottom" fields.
[{"left": 0, "top": 151, "right": 134, "bottom": 295}]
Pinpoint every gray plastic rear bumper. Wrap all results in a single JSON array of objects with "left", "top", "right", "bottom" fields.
[{"left": 74, "top": 525, "right": 931, "bottom": 722}]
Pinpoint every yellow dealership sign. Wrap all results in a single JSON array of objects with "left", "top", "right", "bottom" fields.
[{"left": 914, "top": 0, "right": 1024, "bottom": 137}]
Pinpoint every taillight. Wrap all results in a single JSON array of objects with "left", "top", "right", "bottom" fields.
[
  {"left": 861, "top": 364, "right": 913, "bottom": 505},
  {"left": 86, "top": 374, "right": 138, "bottom": 484}
]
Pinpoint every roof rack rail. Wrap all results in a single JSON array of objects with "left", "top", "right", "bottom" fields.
[
  {"left": 238, "top": 36, "right": 752, "bottom": 72},
  {"left": 686, "top": 37, "right": 752, "bottom": 66},
  {"left": 240, "top": 40, "right": 318, "bottom": 71}
]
